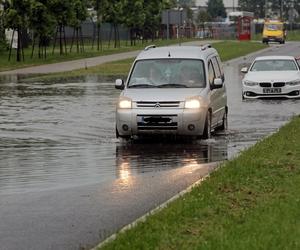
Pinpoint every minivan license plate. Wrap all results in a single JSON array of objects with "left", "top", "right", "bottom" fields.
[{"left": 263, "top": 88, "right": 281, "bottom": 94}]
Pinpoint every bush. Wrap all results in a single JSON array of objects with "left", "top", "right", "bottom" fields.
[{"left": 0, "top": 37, "right": 8, "bottom": 51}]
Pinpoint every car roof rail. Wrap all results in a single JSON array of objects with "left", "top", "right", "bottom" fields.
[
  {"left": 144, "top": 45, "right": 156, "bottom": 51},
  {"left": 201, "top": 44, "right": 212, "bottom": 51}
]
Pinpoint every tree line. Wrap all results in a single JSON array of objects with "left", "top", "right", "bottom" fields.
[
  {"left": 0, "top": 0, "right": 177, "bottom": 61},
  {"left": 239, "top": 0, "right": 300, "bottom": 19}
]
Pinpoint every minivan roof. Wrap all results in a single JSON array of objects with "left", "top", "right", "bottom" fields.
[{"left": 136, "top": 46, "right": 217, "bottom": 61}]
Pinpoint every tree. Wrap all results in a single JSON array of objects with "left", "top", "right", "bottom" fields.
[
  {"left": 69, "top": 0, "right": 88, "bottom": 53},
  {"left": 48, "top": 0, "right": 75, "bottom": 55},
  {"left": 93, "top": 0, "right": 103, "bottom": 51},
  {"left": 0, "top": 0, "right": 7, "bottom": 51},
  {"left": 4, "top": 0, "right": 32, "bottom": 61},
  {"left": 102, "top": 0, "right": 124, "bottom": 48},
  {"left": 239, "top": 0, "right": 299, "bottom": 19},
  {"left": 207, "top": 0, "right": 226, "bottom": 19},
  {"left": 29, "top": 0, "right": 55, "bottom": 58},
  {"left": 196, "top": 10, "right": 211, "bottom": 28},
  {"left": 143, "top": 0, "right": 163, "bottom": 41},
  {"left": 238, "top": 0, "right": 267, "bottom": 18},
  {"left": 123, "top": 0, "right": 145, "bottom": 45}
]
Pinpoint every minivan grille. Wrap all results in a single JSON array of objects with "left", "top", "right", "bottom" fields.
[
  {"left": 137, "top": 115, "right": 178, "bottom": 130},
  {"left": 136, "top": 101, "right": 180, "bottom": 108}
]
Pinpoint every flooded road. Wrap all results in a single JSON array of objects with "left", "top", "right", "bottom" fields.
[
  {"left": 0, "top": 79, "right": 227, "bottom": 195},
  {"left": 1, "top": 42, "right": 300, "bottom": 250}
]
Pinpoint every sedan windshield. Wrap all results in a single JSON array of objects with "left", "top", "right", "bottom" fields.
[
  {"left": 250, "top": 60, "right": 298, "bottom": 72},
  {"left": 128, "top": 59, "right": 206, "bottom": 88}
]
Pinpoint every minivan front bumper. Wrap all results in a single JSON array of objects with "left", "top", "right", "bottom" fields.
[{"left": 116, "top": 107, "right": 207, "bottom": 137}]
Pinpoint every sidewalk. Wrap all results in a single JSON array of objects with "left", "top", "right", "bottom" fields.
[{"left": 0, "top": 41, "right": 214, "bottom": 75}]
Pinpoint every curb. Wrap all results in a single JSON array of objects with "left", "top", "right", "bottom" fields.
[{"left": 91, "top": 162, "right": 220, "bottom": 250}]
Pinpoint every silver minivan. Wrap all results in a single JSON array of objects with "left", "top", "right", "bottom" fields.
[{"left": 115, "top": 44, "right": 227, "bottom": 140}]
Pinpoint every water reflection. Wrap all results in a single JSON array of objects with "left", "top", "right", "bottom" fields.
[{"left": 115, "top": 141, "right": 228, "bottom": 178}]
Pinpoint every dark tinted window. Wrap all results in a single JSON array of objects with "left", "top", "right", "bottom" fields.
[
  {"left": 211, "top": 57, "right": 221, "bottom": 79},
  {"left": 208, "top": 61, "right": 215, "bottom": 85}
]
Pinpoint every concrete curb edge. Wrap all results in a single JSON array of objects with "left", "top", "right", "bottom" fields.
[{"left": 91, "top": 162, "right": 220, "bottom": 250}]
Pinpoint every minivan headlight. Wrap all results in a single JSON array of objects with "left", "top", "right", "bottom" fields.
[
  {"left": 118, "top": 97, "right": 132, "bottom": 109},
  {"left": 185, "top": 98, "right": 201, "bottom": 109},
  {"left": 286, "top": 80, "right": 300, "bottom": 86},
  {"left": 243, "top": 80, "right": 258, "bottom": 86}
]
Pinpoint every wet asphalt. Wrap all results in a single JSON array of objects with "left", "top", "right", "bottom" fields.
[{"left": 0, "top": 42, "right": 300, "bottom": 250}]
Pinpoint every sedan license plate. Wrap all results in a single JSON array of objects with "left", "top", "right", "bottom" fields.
[{"left": 263, "top": 88, "right": 281, "bottom": 94}]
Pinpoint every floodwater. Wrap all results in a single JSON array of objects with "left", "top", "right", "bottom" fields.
[
  {"left": 1, "top": 67, "right": 299, "bottom": 195},
  {"left": 0, "top": 76, "right": 227, "bottom": 195},
  {"left": 1, "top": 43, "right": 300, "bottom": 196}
]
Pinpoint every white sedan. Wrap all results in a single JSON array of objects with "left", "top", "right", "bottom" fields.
[{"left": 241, "top": 56, "right": 300, "bottom": 99}]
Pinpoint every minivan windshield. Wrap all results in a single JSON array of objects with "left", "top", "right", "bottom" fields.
[
  {"left": 250, "top": 59, "right": 298, "bottom": 72},
  {"left": 265, "top": 24, "right": 283, "bottom": 31},
  {"left": 128, "top": 59, "right": 206, "bottom": 88}
]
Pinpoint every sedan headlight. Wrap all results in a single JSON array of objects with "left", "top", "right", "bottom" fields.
[
  {"left": 185, "top": 98, "right": 201, "bottom": 109},
  {"left": 243, "top": 80, "right": 258, "bottom": 86},
  {"left": 118, "top": 97, "right": 132, "bottom": 109},
  {"left": 286, "top": 80, "right": 300, "bottom": 86}
]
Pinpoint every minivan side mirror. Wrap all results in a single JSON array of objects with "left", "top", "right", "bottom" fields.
[
  {"left": 211, "top": 78, "right": 223, "bottom": 89},
  {"left": 241, "top": 67, "right": 248, "bottom": 73},
  {"left": 115, "top": 79, "right": 125, "bottom": 90}
]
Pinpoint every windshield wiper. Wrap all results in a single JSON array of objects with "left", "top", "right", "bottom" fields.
[
  {"left": 158, "top": 83, "right": 188, "bottom": 88},
  {"left": 128, "top": 84, "right": 157, "bottom": 88}
]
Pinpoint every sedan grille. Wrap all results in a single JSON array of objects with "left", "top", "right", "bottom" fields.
[
  {"left": 273, "top": 82, "right": 285, "bottom": 87},
  {"left": 260, "top": 82, "right": 272, "bottom": 88},
  {"left": 136, "top": 101, "right": 180, "bottom": 108}
]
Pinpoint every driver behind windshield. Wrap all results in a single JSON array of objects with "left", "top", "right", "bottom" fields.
[{"left": 148, "top": 65, "right": 164, "bottom": 85}]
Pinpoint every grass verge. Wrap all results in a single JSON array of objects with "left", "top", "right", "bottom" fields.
[
  {"left": 24, "top": 41, "right": 267, "bottom": 82},
  {"left": 99, "top": 116, "right": 300, "bottom": 250},
  {"left": 0, "top": 38, "right": 198, "bottom": 72}
]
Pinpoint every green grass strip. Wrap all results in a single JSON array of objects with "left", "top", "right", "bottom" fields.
[
  {"left": 0, "top": 38, "right": 197, "bottom": 72},
  {"left": 24, "top": 41, "right": 267, "bottom": 82},
  {"left": 99, "top": 115, "right": 300, "bottom": 250}
]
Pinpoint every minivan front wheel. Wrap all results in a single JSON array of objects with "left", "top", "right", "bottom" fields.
[
  {"left": 218, "top": 109, "right": 228, "bottom": 131},
  {"left": 202, "top": 112, "right": 212, "bottom": 140},
  {"left": 116, "top": 127, "right": 131, "bottom": 140}
]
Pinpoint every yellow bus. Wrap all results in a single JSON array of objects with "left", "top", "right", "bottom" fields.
[{"left": 262, "top": 20, "right": 286, "bottom": 44}]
